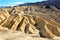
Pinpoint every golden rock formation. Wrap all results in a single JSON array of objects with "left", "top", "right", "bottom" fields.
[{"left": 0, "top": 6, "right": 60, "bottom": 39}]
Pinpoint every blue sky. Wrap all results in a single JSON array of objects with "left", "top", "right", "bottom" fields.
[{"left": 0, "top": 0, "right": 46, "bottom": 6}]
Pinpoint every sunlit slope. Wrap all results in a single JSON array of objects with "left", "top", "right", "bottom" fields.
[{"left": 0, "top": 6, "right": 60, "bottom": 39}]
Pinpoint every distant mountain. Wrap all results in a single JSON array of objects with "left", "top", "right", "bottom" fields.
[
  {"left": 0, "top": 0, "right": 60, "bottom": 9},
  {"left": 0, "top": 6, "right": 12, "bottom": 8},
  {"left": 0, "top": 6, "right": 7, "bottom": 8},
  {"left": 18, "top": 0, "right": 60, "bottom": 9},
  {"left": 39, "top": 0, "right": 60, "bottom": 9},
  {"left": 42, "top": 0, "right": 60, "bottom": 9}
]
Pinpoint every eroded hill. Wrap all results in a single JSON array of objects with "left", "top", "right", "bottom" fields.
[{"left": 0, "top": 5, "right": 60, "bottom": 40}]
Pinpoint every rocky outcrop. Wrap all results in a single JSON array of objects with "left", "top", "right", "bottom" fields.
[
  {"left": 0, "top": 9, "right": 10, "bottom": 23},
  {"left": 0, "top": 13, "right": 39, "bottom": 34},
  {"left": 0, "top": 5, "right": 60, "bottom": 40},
  {"left": 0, "top": 11, "right": 60, "bottom": 39}
]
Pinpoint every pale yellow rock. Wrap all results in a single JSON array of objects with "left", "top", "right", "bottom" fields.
[
  {"left": 1, "top": 15, "right": 16, "bottom": 27},
  {"left": 11, "top": 15, "right": 23, "bottom": 30},
  {"left": 19, "top": 16, "right": 29, "bottom": 32},
  {"left": 28, "top": 15, "right": 35, "bottom": 25},
  {"left": 29, "top": 23, "right": 39, "bottom": 34}
]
